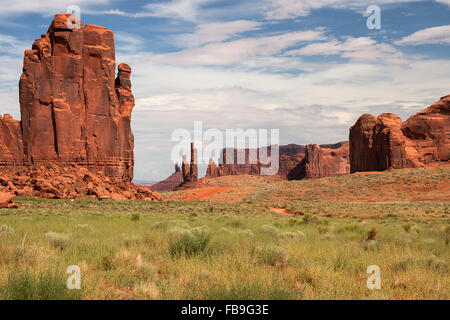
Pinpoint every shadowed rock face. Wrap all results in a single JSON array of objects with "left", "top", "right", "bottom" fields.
[
  {"left": 350, "top": 96, "right": 450, "bottom": 173},
  {"left": 19, "top": 13, "right": 134, "bottom": 181}
]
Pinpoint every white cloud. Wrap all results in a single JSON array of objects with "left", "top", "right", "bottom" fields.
[
  {"left": 436, "top": 0, "right": 450, "bottom": 7},
  {"left": 0, "top": 34, "right": 29, "bottom": 56},
  {"left": 154, "top": 30, "right": 326, "bottom": 66},
  {"left": 142, "top": 0, "right": 210, "bottom": 22},
  {"left": 117, "top": 45, "right": 450, "bottom": 179},
  {"left": 174, "top": 20, "right": 263, "bottom": 48},
  {"left": 287, "top": 37, "right": 408, "bottom": 65},
  {"left": 0, "top": 0, "right": 111, "bottom": 17},
  {"left": 115, "top": 32, "right": 145, "bottom": 53},
  {"left": 265, "top": 0, "right": 425, "bottom": 20},
  {"left": 396, "top": 25, "right": 450, "bottom": 45}
]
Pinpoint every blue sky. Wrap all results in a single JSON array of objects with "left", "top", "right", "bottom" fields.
[{"left": 0, "top": 0, "right": 449, "bottom": 181}]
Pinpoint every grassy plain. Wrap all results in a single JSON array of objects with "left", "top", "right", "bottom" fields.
[{"left": 0, "top": 166, "right": 448, "bottom": 300}]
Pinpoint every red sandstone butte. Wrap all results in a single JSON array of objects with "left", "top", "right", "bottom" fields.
[
  {"left": 19, "top": 13, "right": 134, "bottom": 181},
  {"left": 350, "top": 95, "right": 450, "bottom": 172},
  {"left": 0, "top": 14, "right": 161, "bottom": 201}
]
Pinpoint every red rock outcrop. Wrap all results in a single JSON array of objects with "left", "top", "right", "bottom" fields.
[
  {"left": 350, "top": 95, "right": 449, "bottom": 172},
  {"left": 0, "top": 163, "right": 159, "bottom": 201},
  {"left": 205, "top": 142, "right": 350, "bottom": 180},
  {"left": 181, "top": 142, "right": 198, "bottom": 183},
  {"left": 19, "top": 13, "right": 134, "bottom": 181},
  {"left": 0, "top": 192, "right": 17, "bottom": 208},
  {"left": 148, "top": 163, "right": 184, "bottom": 192},
  {"left": 402, "top": 95, "right": 450, "bottom": 165},
  {"left": 0, "top": 114, "right": 24, "bottom": 166},
  {"left": 304, "top": 143, "right": 350, "bottom": 179},
  {"left": 0, "top": 14, "right": 161, "bottom": 202}
]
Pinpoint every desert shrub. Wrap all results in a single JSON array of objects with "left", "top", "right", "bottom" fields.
[
  {"left": 318, "top": 225, "right": 328, "bottom": 234},
  {"left": 0, "top": 224, "right": 15, "bottom": 237},
  {"left": 123, "top": 235, "right": 142, "bottom": 247},
  {"left": 363, "top": 240, "right": 380, "bottom": 251},
  {"left": 238, "top": 229, "right": 254, "bottom": 237},
  {"left": 280, "top": 231, "right": 304, "bottom": 239},
  {"left": 169, "top": 229, "right": 212, "bottom": 258},
  {"left": 74, "top": 224, "right": 93, "bottom": 233},
  {"left": 202, "top": 282, "right": 295, "bottom": 300},
  {"left": 423, "top": 255, "right": 447, "bottom": 272},
  {"left": 253, "top": 246, "right": 287, "bottom": 266},
  {"left": 336, "top": 224, "right": 364, "bottom": 235},
  {"left": 1, "top": 269, "right": 81, "bottom": 300},
  {"left": 45, "top": 232, "right": 70, "bottom": 249},
  {"left": 98, "top": 252, "right": 115, "bottom": 271},
  {"left": 151, "top": 221, "right": 167, "bottom": 230},
  {"left": 393, "top": 257, "right": 415, "bottom": 272},
  {"left": 366, "top": 228, "right": 378, "bottom": 240},
  {"left": 131, "top": 213, "right": 140, "bottom": 221},
  {"left": 259, "top": 224, "right": 280, "bottom": 237},
  {"left": 135, "top": 255, "right": 158, "bottom": 279},
  {"left": 226, "top": 219, "right": 246, "bottom": 229},
  {"left": 333, "top": 253, "right": 350, "bottom": 271},
  {"left": 444, "top": 226, "right": 450, "bottom": 245},
  {"left": 402, "top": 223, "right": 412, "bottom": 233},
  {"left": 219, "top": 227, "right": 230, "bottom": 234}
]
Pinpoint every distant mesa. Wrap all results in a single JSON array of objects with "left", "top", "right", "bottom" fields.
[
  {"left": 0, "top": 14, "right": 161, "bottom": 201},
  {"left": 153, "top": 94, "right": 449, "bottom": 192}
]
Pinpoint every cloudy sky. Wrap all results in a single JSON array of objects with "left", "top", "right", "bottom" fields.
[{"left": 0, "top": 0, "right": 449, "bottom": 181}]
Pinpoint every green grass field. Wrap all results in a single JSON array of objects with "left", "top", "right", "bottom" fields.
[{"left": 0, "top": 198, "right": 448, "bottom": 300}]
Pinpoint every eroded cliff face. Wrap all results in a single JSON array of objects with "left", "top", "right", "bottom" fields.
[
  {"left": 205, "top": 142, "right": 350, "bottom": 180},
  {"left": 303, "top": 143, "right": 350, "bottom": 179},
  {"left": 0, "top": 14, "right": 161, "bottom": 201},
  {"left": 350, "top": 96, "right": 450, "bottom": 173},
  {"left": 0, "top": 114, "right": 24, "bottom": 166},
  {"left": 402, "top": 95, "right": 450, "bottom": 165},
  {"left": 19, "top": 14, "right": 134, "bottom": 181}
]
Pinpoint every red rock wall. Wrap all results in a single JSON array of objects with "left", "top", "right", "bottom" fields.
[
  {"left": 205, "top": 142, "right": 350, "bottom": 180},
  {"left": 18, "top": 14, "right": 135, "bottom": 181},
  {"left": 350, "top": 95, "right": 449, "bottom": 173},
  {"left": 0, "top": 114, "right": 24, "bottom": 166},
  {"left": 304, "top": 143, "right": 350, "bottom": 179}
]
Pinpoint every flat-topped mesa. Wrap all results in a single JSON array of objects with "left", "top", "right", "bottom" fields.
[
  {"left": 204, "top": 143, "right": 349, "bottom": 180},
  {"left": 350, "top": 95, "right": 450, "bottom": 172},
  {"left": 19, "top": 13, "right": 135, "bottom": 181}
]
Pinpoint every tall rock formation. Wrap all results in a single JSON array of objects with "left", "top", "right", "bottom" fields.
[
  {"left": 19, "top": 13, "right": 134, "bottom": 181},
  {"left": 0, "top": 14, "right": 161, "bottom": 201},
  {"left": 180, "top": 142, "right": 198, "bottom": 183},
  {"left": 350, "top": 95, "right": 449, "bottom": 172}
]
